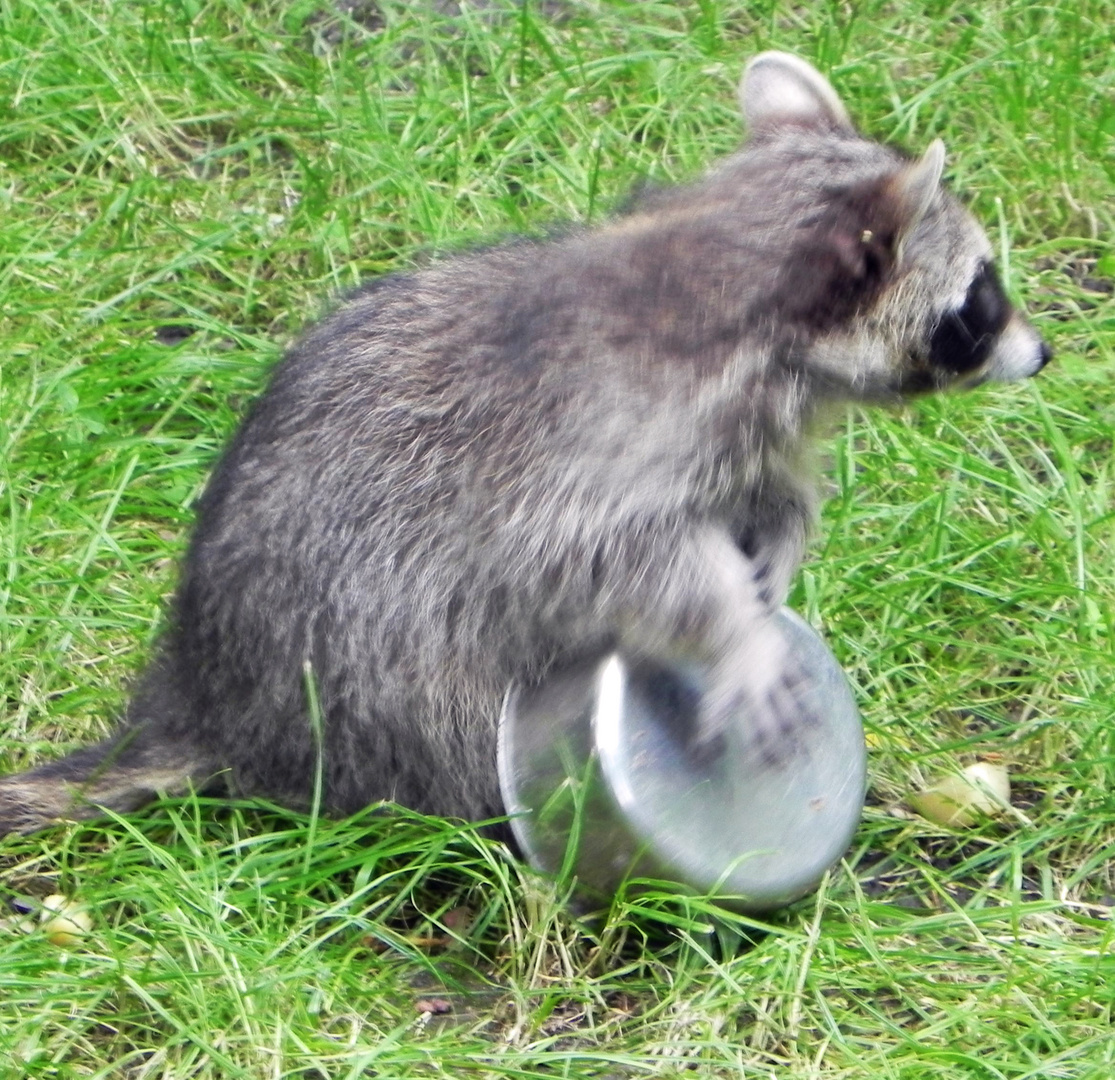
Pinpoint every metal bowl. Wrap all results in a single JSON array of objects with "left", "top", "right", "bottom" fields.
[{"left": 497, "top": 608, "right": 865, "bottom": 912}]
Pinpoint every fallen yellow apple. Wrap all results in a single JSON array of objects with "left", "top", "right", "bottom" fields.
[
  {"left": 909, "top": 761, "right": 1011, "bottom": 828},
  {"left": 39, "top": 893, "right": 93, "bottom": 947}
]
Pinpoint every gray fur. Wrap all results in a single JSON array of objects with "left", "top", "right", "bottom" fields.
[{"left": 0, "top": 53, "right": 1049, "bottom": 836}]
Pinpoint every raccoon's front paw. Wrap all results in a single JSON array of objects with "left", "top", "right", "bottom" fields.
[{"left": 694, "top": 629, "right": 821, "bottom": 767}]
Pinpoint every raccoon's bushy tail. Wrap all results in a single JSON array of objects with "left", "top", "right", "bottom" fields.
[{"left": 0, "top": 726, "right": 220, "bottom": 836}]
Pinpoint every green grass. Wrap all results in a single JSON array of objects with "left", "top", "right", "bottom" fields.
[{"left": 1, "top": 0, "right": 1113, "bottom": 1076}]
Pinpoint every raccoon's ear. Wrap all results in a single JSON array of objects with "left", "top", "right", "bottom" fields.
[
  {"left": 780, "top": 144, "right": 946, "bottom": 330},
  {"left": 739, "top": 52, "right": 853, "bottom": 134},
  {"left": 889, "top": 139, "right": 946, "bottom": 247}
]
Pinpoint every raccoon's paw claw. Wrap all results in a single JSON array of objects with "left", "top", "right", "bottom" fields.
[
  {"left": 696, "top": 642, "right": 820, "bottom": 769},
  {"left": 750, "top": 562, "right": 776, "bottom": 612},
  {"left": 748, "top": 548, "right": 799, "bottom": 616},
  {"left": 748, "top": 666, "right": 822, "bottom": 767},
  {"left": 753, "top": 576, "right": 775, "bottom": 613},
  {"left": 685, "top": 727, "right": 729, "bottom": 769}
]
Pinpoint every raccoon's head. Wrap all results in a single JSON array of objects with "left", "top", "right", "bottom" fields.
[{"left": 739, "top": 52, "right": 1051, "bottom": 397}]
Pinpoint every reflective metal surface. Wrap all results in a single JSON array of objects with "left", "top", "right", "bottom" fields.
[{"left": 498, "top": 608, "right": 865, "bottom": 912}]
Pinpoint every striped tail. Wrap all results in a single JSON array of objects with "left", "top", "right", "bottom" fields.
[{"left": 0, "top": 726, "right": 220, "bottom": 836}]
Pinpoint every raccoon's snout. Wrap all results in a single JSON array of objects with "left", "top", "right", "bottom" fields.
[{"left": 982, "top": 318, "right": 1052, "bottom": 382}]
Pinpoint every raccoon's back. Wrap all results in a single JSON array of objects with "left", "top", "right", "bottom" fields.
[{"left": 186, "top": 237, "right": 708, "bottom": 641}]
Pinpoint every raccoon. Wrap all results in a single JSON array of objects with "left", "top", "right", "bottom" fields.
[{"left": 0, "top": 52, "right": 1050, "bottom": 837}]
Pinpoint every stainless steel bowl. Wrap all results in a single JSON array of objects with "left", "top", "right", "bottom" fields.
[{"left": 497, "top": 608, "right": 865, "bottom": 912}]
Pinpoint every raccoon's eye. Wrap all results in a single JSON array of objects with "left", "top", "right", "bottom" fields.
[{"left": 928, "top": 260, "right": 1010, "bottom": 374}]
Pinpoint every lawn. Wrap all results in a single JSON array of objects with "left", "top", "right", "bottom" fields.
[{"left": 1, "top": 1, "right": 1113, "bottom": 1076}]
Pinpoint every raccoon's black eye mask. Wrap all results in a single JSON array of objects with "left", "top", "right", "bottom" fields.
[{"left": 928, "top": 260, "right": 1010, "bottom": 374}]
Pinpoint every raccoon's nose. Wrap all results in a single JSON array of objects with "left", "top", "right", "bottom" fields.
[{"left": 1038, "top": 340, "right": 1054, "bottom": 370}]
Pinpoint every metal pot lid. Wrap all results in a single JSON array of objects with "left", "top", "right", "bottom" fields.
[{"left": 498, "top": 608, "right": 866, "bottom": 912}]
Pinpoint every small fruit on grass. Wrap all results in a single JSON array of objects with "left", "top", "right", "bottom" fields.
[
  {"left": 909, "top": 761, "right": 1011, "bottom": 828},
  {"left": 39, "top": 894, "right": 93, "bottom": 947}
]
